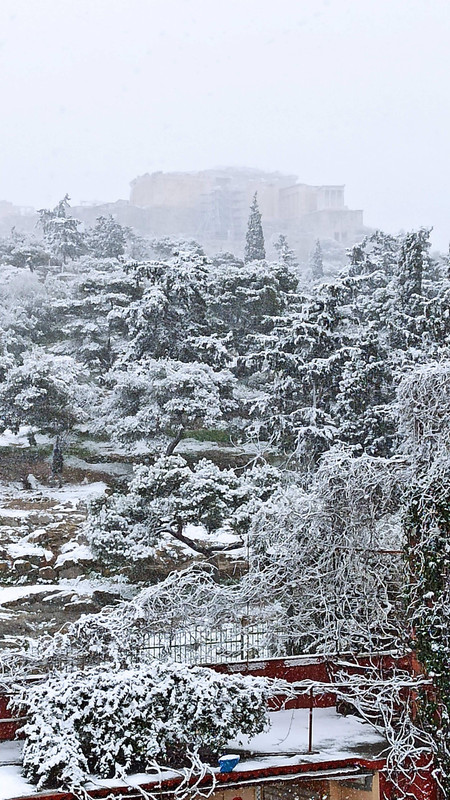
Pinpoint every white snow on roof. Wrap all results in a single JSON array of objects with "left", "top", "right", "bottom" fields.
[
  {"left": 0, "top": 744, "right": 35, "bottom": 800},
  {"left": 0, "top": 766, "right": 37, "bottom": 800},
  {"left": 228, "top": 707, "right": 386, "bottom": 761}
]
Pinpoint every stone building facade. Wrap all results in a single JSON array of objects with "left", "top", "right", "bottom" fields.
[{"left": 129, "top": 168, "right": 366, "bottom": 256}]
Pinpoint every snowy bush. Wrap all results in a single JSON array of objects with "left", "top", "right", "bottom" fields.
[
  {"left": 15, "top": 661, "right": 269, "bottom": 790},
  {"left": 85, "top": 455, "right": 280, "bottom": 575},
  {"left": 100, "top": 357, "right": 237, "bottom": 444},
  {"left": 0, "top": 348, "right": 90, "bottom": 439}
]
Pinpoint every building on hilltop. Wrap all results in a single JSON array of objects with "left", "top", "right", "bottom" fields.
[{"left": 129, "top": 168, "right": 366, "bottom": 257}]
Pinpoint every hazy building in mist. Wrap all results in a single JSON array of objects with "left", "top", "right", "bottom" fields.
[
  {"left": 129, "top": 167, "right": 365, "bottom": 256},
  {"left": 0, "top": 168, "right": 365, "bottom": 265},
  {"left": 0, "top": 201, "right": 36, "bottom": 236}
]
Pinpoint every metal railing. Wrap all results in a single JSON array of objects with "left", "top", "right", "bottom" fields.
[
  {"left": 138, "top": 622, "right": 272, "bottom": 665},
  {"left": 0, "top": 621, "right": 280, "bottom": 676}
]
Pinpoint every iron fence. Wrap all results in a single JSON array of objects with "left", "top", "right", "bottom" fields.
[
  {"left": 2, "top": 621, "right": 281, "bottom": 677},
  {"left": 138, "top": 621, "right": 273, "bottom": 665}
]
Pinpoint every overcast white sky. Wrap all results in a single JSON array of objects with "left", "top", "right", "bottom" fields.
[{"left": 0, "top": 0, "right": 449, "bottom": 248}]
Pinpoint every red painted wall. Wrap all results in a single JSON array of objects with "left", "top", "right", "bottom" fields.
[
  {"left": 0, "top": 693, "right": 25, "bottom": 740},
  {"left": 210, "top": 652, "right": 421, "bottom": 709},
  {"left": 379, "top": 755, "right": 439, "bottom": 800}
]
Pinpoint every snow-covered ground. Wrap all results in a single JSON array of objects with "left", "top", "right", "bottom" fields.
[
  {"left": 0, "top": 707, "right": 387, "bottom": 799},
  {"left": 0, "top": 479, "right": 107, "bottom": 507},
  {"left": 0, "top": 578, "right": 134, "bottom": 609},
  {"left": 21, "top": 481, "right": 107, "bottom": 506},
  {"left": 64, "top": 456, "right": 134, "bottom": 477},
  {"left": 0, "top": 429, "right": 51, "bottom": 450}
]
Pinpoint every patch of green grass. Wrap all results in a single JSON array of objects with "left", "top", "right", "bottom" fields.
[
  {"left": 73, "top": 429, "right": 110, "bottom": 443},
  {"left": 183, "top": 428, "right": 231, "bottom": 444},
  {"left": 0, "top": 444, "right": 53, "bottom": 459},
  {"left": 68, "top": 444, "right": 102, "bottom": 462}
]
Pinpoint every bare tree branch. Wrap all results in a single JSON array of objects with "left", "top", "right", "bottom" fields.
[
  {"left": 159, "top": 520, "right": 244, "bottom": 557},
  {"left": 165, "top": 426, "right": 185, "bottom": 456}
]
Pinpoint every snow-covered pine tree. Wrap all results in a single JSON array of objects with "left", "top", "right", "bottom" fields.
[
  {"left": 87, "top": 215, "right": 128, "bottom": 259},
  {"left": 244, "top": 192, "right": 265, "bottom": 263},
  {"left": 37, "top": 195, "right": 85, "bottom": 264},
  {"left": 348, "top": 231, "right": 400, "bottom": 278},
  {"left": 124, "top": 249, "right": 212, "bottom": 363},
  {"left": 101, "top": 357, "right": 237, "bottom": 449},
  {"left": 0, "top": 350, "right": 88, "bottom": 442},
  {"left": 85, "top": 455, "right": 280, "bottom": 577},
  {"left": 0, "top": 228, "right": 52, "bottom": 271},
  {"left": 273, "top": 234, "right": 298, "bottom": 269}
]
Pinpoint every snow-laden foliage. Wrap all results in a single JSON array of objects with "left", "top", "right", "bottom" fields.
[
  {"left": 273, "top": 234, "right": 298, "bottom": 270},
  {"left": 0, "top": 228, "right": 52, "bottom": 270},
  {"left": 244, "top": 192, "right": 265, "bottom": 263},
  {"left": 85, "top": 456, "right": 281, "bottom": 574},
  {"left": 349, "top": 230, "right": 400, "bottom": 278},
  {"left": 397, "top": 361, "right": 450, "bottom": 463},
  {"left": 87, "top": 215, "right": 128, "bottom": 259},
  {"left": 403, "top": 459, "right": 450, "bottom": 795},
  {"left": 123, "top": 251, "right": 212, "bottom": 362},
  {"left": 210, "top": 258, "right": 297, "bottom": 352},
  {"left": 14, "top": 660, "right": 269, "bottom": 790},
  {"left": 0, "top": 348, "right": 89, "bottom": 439},
  {"left": 239, "top": 227, "right": 445, "bottom": 461},
  {"left": 396, "top": 227, "right": 432, "bottom": 305},
  {"left": 100, "top": 358, "right": 237, "bottom": 445},
  {"left": 243, "top": 448, "right": 407, "bottom": 653},
  {"left": 75, "top": 449, "right": 407, "bottom": 660},
  {"left": 310, "top": 239, "right": 324, "bottom": 282},
  {"left": 396, "top": 358, "right": 450, "bottom": 793},
  {"left": 31, "top": 565, "right": 261, "bottom": 670},
  {"left": 37, "top": 195, "right": 85, "bottom": 264}
]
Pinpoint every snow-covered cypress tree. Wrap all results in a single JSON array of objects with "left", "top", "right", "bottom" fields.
[
  {"left": 244, "top": 192, "right": 265, "bottom": 263},
  {"left": 397, "top": 228, "right": 431, "bottom": 305},
  {"left": 310, "top": 239, "right": 324, "bottom": 282}
]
